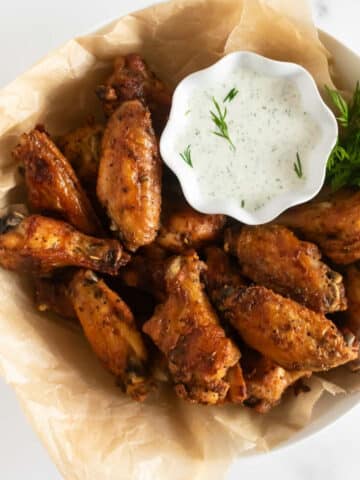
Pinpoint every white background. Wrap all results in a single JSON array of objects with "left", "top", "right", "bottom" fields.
[{"left": 1, "top": 0, "right": 360, "bottom": 479}]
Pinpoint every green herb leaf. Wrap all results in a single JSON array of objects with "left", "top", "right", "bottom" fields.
[
  {"left": 210, "top": 97, "right": 235, "bottom": 150},
  {"left": 241, "top": 199, "right": 245, "bottom": 208},
  {"left": 325, "top": 85, "right": 349, "bottom": 127},
  {"left": 326, "top": 82, "right": 360, "bottom": 190},
  {"left": 180, "top": 145, "right": 193, "bottom": 167},
  {"left": 294, "top": 152, "right": 303, "bottom": 179},
  {"left": 224, "top": 87, "right": 239, "bottom": 103}
]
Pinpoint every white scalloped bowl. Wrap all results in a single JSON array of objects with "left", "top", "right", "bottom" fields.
[{"left": 160, "top": 51, "right": 338, "bottom": 225}]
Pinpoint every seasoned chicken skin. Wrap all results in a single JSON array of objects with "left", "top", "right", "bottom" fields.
[
  {"left": 97, "top": 100, "right": 162, "bottom": 251},
  {"left": 344, "top": 264, "right": 360, "bottom": 338},
  {"left": 243, "top": 353, "right": 311, "bottom": 414},
  {"left": 224, "top": 225, "right": 346, "bottom": 313},
  {"left": 58, "top": 123, "right": 104, "bottom": 190},
  {"left": 0, "top": 214, "right": 129, "bottom": 275},
  {"left": 220, "top": 286, "right": 357, "bottom": 371},
  {"left": 96, "top": 54, "right": 172, "bottom": 133},
  {"left": 70, "top": 270, "right": 151, "bottom": 401},
  {"left": 204, "top": 247, "right": 357, "bottom": 371},
  {"left": 157, "top": 194, "right": 226, "bottom": 253},
  {"left": 143, "top": 252, "right": 246, "bottom": 405},
  {"left": 278, "top": 189, "right": 360, "bottom": 264},
  {"left": 205, "top": 246, "right": 311, "bottom": 412},
  {"left": 13, "top": 127, "right": 102, "bottom": 236}
]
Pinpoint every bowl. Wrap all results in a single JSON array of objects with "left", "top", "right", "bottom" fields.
[{"left": 160, "top": 51, "right": 338, "bottom": 225}]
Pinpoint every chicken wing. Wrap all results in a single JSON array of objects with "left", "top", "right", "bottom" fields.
[
  {"left": 224, "top": 225, "right": 346, "bottom": 313},
  {"left": 96, "top": 54, "right": 172, "bottom": 134},
  {"left": 243, "top": 352, "right": 311, "bottom": 413},
  {"left": 0, "top": 214, "right": 129, "bottom": 275},
  {"left": 57, "top": 123, "right": 104, "bottom": 191},
  {"left": 204, "top": 247, "right": 357, "bottom": 371},
  {"left": 278, "top": 189, "right": 360, "bottom": 264},
  {"left": 34, "top": 273, "right": 76, "bottom": 319},
  {"left": 97, "top": 100, "right": 162, "bottom": 251},
  {"left": 142, "top": 251, "right": 246, "bottom": 405},
  {"left": 157, "top": 193, "right": 226, "bottom": 253},
  {"left": 13, "top": 127, "right": 102, "bottom": 236},
  {"left": 204, "top": 247, "right": 311, "bottom": 412},
  {"left": 70, "top": 269, "right": 151, "bottom": 401},
  {"left": 220, "top": 286, "right": 356, "bottom": 371},
  {"left": 344, "top": 264, "right": 360, "bottom": 338}
]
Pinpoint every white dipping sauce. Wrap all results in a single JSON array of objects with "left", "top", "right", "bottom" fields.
[{"left": 176, "top": 68, "right": 320, "bottom": 212}]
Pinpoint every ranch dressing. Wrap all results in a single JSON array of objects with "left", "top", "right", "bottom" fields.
[{"left": 176, "top": 68, "right": 320, "bottom": 212}]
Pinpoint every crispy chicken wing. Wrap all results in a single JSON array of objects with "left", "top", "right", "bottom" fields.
[
  {"left": 34, "top": 273, "right": 76, "bottom": 319},
  {"left": 96, "top": 54, "right": 172, "bottom": 134},
  {"left": 278, "top": 189, "right": 360, "bottom": 264},
  {"left": 224, "top": 225, "right": 346, "bottom": 313},
  {"left": 204, "top": 247, "right": 311, "bottom": 412},
  {"left": 13, "top": 127, "right": 102, "bottom": 236},
  {"left": 143, "top": 252, "right": 246, "bottom": 405},
  {"left": 157, "top": 193, "right": 226, "bottom": 253},
  {"left": 0, "top": 214, "right": 129, "bottom": 275},
  {"left": 97, "top": 100, "right": 162, "bottom": 251},
  {"left": 58, "top": 123, "right": 104, "bottom": 190},
  {"left": 204, "top": 247, "right": 357, "bottom": 371},
  {"left": 243, "top": 353, "right": 311, "bottom": 413},
  {"left": 219, "top": 286, "right": 356, "bottom": 371},
  {"left": 344, "top": 264, "right": 360, "bottom": 338},
  {"left": 70, "top": 270, "right": 151, "bottom": 401}
]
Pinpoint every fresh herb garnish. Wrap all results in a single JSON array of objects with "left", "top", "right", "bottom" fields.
[
  {"left": 224, "top": 87, "right": 239, "bottom": 103},
  {"left": 185, "top": 109, "right": 191, "bottom": 116},
  {"left": 210, "top": 97, "right": 235, "bottom": 150},
  {"left": 241, "top": 199, "right": 245, "bottom": 208},
  {"left": 325, "top": 85, "right": 349, "bottom": 127},
  {"left": 294, "top": 152, "right": 303, "bottom": 178},
  {"left": 326, "top": 82, "right": 360, "bottom": 190},
  {"left": 180, "top": 145, "right": 193, "bottom": 167}
]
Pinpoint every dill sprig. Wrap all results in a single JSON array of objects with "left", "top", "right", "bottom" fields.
[
  {"left": 326, "top": 82, "right": 360, "bottom": 190},
  {"left": 294, "top": 152, "right": 303, "bottom": 178},
  {"left": 210, "top": 97, "right": 235, "bottom": 150},
  {"left": 180, "top": 145, "right": 193, "bottom": 167},
  {"left": 224, "top": 87, "right": 239, "bottom": 103}
]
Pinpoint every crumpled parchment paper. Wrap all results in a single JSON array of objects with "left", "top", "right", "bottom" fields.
[{"left": 0, "top": 1, "right": 358, "bottom": 479}]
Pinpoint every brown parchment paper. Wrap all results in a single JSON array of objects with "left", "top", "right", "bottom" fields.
[{"left": 0, "top": 1, "right": 359, "bottom": 479}]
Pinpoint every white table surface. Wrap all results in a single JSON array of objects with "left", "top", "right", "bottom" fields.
[{"left": 1, "top": 1, "right": 360, "bottom": 479}]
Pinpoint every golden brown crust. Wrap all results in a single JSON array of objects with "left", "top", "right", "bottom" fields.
[
  {"left": 224, "top": 225, "right": 347, "bottom": 313},
  {"left": 204, "top": 248, "right": 311, "bottom": 412},
  {"left": 0, "top": 215, "right": 129, "bottom": 275},
  {"left": 97, "top": 100, "right": 162, "bottom": 251},
  {"left": 344, "top": 264, "right": 360, "bottom": 338},
  {"left": 96, "top": 54, "right": 172, "bottom": 134},
  {"left": 220, "top": 286, "right": 358, "bottom": 371},
  {"left": 157, "top": 194, "right": 226, "bottom": 253},
  {"left": 243, "top": 354, "right": 311, "bottom": 413},
  {"left": 70, "top": 270, "right": 151, "bottom": 401},
  {"left": 57, "top": 123, "right": 104, "bottom": 190},
  {"left": 278, "top": 189, "right": 360, "bottom": 264},
  {"left": 13, "top": 127, "right": 102, "bottom": 236},
  {"left": 143, "top": 252, "right": 245, "bottom": 405}
]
